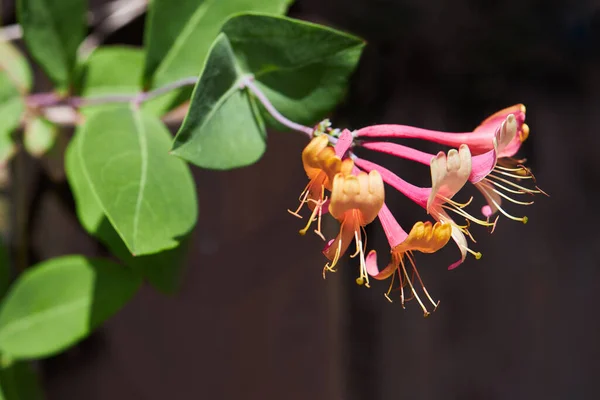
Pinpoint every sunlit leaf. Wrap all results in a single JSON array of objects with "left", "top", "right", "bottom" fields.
[
  {"left": 171, "top": 14, "right": 364, "bottom": 170},
  {"left": 65, "top": 133, "right": 191, "bottom": 293},
  {"left": 77, "top": 106, "right": 197, "bottom": 256}
]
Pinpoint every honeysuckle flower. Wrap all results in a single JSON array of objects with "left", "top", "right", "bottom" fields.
[
  {"left": 355, "top": 104, "right": 528, "bottom": 157},
  {"left": 322, "top": 165, "right": 385, "bottom": 287},
  {"left": 357, "top": 113, "right": 545, "bottom": 222},
  {"left": 289, "top": 131, "right": 354, "bottom": 239},
  {"left": 365, "top": 203, "right": 452, "bottom": 316},
  {"left": 354, "top": 144, "right": 490, "bottom": 270}
]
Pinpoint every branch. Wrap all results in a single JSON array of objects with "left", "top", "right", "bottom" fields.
[{"left": 240, "top": 76, "right": 314, "bottom": 137}]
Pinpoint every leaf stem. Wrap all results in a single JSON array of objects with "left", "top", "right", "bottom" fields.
[{"left": 240, "top": 76, "right": 314, "bottom": 137}]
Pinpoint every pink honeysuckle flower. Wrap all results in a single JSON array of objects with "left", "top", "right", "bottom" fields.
[
  {"left": 358, "top": 113, "right": 546, "bottom": 222},
  {"left": 353, "top": 144, "right": 492, "bottom": 270},
  {"left": 354, "top": 104, "right": 528, "bottom": 157},
  {"left": 365, "top": 203, "right": 452, "bottom": 316}
]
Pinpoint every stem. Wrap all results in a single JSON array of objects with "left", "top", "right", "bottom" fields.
[
  {"left": 69, "top": 76, "right": 199, "bottom": 107},
  {"left": 241, "top": 76, "right": 314, "bottom": 137},
  {"left": 134, "top": 77, "right": 199, "bottom": 105}
]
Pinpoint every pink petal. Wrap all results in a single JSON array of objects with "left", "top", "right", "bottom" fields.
[
  {"left": 469, "top": 148, "right": 496, "bottom": 183},
  {"left": 365, "top": 250, "right": 396, "bottom": 280},
  {"left": 353, "top": 157, "right": 429, "bottom": 208},
  {"left": 360, "top": 142, "right": 433, "bottom": 165},
  {"left": 334, "top": 129, "right": 353, "bottom": 158},
  {"left": 377, "top": 203, "right": 408, "bottom": 248}
]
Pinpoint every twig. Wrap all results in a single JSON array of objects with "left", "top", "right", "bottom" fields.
[{"left": 241, "top": 76, "right": 314, "bottom": 136}]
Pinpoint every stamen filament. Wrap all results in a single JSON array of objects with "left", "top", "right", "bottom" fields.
[
  {"left": 400, "top": 258, "right": 430, "bottom": 317},
  {"left": 438, "top": 195, "right": 474, "bottom": 209},
  {"left": 487, "top": 174, "right": 541, "bottom": 193},
  {"left": 441, "top": 204, "right": 496, "bottom": 228},
  {"left": 354, "top": 230, "right": 370, "bottom": 288},
  {"left": 407, "top": 253, "right": 439, "bottom": 310},
  {"left": 483, "top": 178, "right": 531, "bottom": 195},
  {"left": 493, "top": 169, "right": 535, "bottom": 180},
  {"left": 491, "top": 188, "right": 535, "bottom": 205},
  {"left": 487, "top": 196, "right": 528, "bottom": 223}
]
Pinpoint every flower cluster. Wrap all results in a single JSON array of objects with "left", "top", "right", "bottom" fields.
[{"left": 290, "top": 105, "right": 546, "bottom": 316}]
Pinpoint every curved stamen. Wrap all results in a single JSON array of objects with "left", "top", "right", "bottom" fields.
[
  {"left": 400, "top": 258, "right": 430, "bottom": 317},
  {"left": 406, "top": 253, "right": 439, "bottom": 311},
  {"left": 487, "top": 196, "right": 529, "bottom": 223},
  {"left": 487, "top": 173, "right": 541, "bottom": 193},
  {"left": 492, "top": 188, "right": 535, "bottom": 205},
  {"left": 483, "top": 177, "right": 531, "bottom": 195}
]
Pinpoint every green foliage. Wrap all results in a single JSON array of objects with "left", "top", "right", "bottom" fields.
[
  {"left": 81, "top": 46, "right": 145, "bottom": 97},
  {"left": 0, "top": 41, "right": 31, "bottom": 164},
  {"left": 141, "top": 0, "right": 292, "bottom": 115},
  {"left": 23, "top": 117, "right": 57, "bottom": 157},
  {"left": 171, "top": 14, "right": 364, "bottom": 169},
  {"left": 0, "top": 255, "right": 140, "bottom": 359},
  {"left": 171, "top": 34, "right": 266, "bottom": 169},
  {"left": 0, "top": 362, "right": 44, "bottom": 400},
  {"left": 74, "top": 106, "right": 197, "bottom": 256},
  {"left": 0, "top": 41, "right": 33, "bottom": 93},
  {"left": 17, "top": 0, "right": 87, "bottom": 88},
  {"left": 0, "top": 0, "right": 367, "bottom": 385},
  {"left": 143, "top": 0, "right": 293, "bottom": 88},
  {"left": 65, "top": 133, "right": 191, "bottom": 294},
  {"left": 223, "top": 13, "right": 364, "bottom": 127}
]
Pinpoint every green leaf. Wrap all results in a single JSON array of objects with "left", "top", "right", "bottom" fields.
[
  {"left": 65, "top": 133, "right": 191, "bottom": 294},
  {"left": 0, "top": 40, "right": 33, "bottom": 93},
  {"left": 171, "top": 14, "right": 364, "bottom": 169},
  {"left": 0, "top": 74, "right": 24, "bottom": 164},
  {"left": 81, "top": 46, "right": 144, "bottom": 97},
  {"left": 0, "top": 40, "right": 32, "bottom": 164},
  {"left": 0, "top": 238, "right": 9, "bottom": 299},
  {"left": 17, "top": 0, "right": 87, "bottom": 87},
  {"left": 0, "top": 362, "right": 43, "bottom": 400},
  {"left": 23, "top": 117, "right": 57, "bottom": 157},
  {"left": 77, "top": 106, "right": 197, "bottom": 256},
  {"left": 143, "top": 0, "right": 292, "bottom": 88},
  {"left": 0, "top": 255, "right": 140, "bottom": 359},
  {"left": 222, "top": 13, "right": 364, "bottom": 126},
  {"left": 171, "top": 34, "right": 265, "bottom": 169}
]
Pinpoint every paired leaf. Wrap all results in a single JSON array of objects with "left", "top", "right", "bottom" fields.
[
  {"left": 77, "top": 106, "right": 197, "bottom": 256},
  {"left": 0, "top": 362, "right": 43, "bottom": 400},
  {"left": 65, "top": 133, "right": 190, "bottom": 294},
  {"left": 143, "top": 0, "right": 292, "bottom": 88},
  {"left": 171, "top": 14, "right": 364, "bottom": 170},
  {"left": 17, "top": 0, "right": 87, "bottom": 87},
  {"left": 171, "top": 34, "right": 265, "bottom": 169},
  {"left": 0, "top": 255, "right": 140, "bottom": 359},
  {"left": 223, "top": 13, "right": 364, "bottom": 127}
]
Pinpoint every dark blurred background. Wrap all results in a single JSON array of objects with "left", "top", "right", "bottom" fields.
[{"left": 3, "top": 0, "right": 600, "bottom": 399}]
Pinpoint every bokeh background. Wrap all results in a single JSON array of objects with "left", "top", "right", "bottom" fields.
[{"left": 2, "top": 0, "right": 600, "bottom": 399}]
